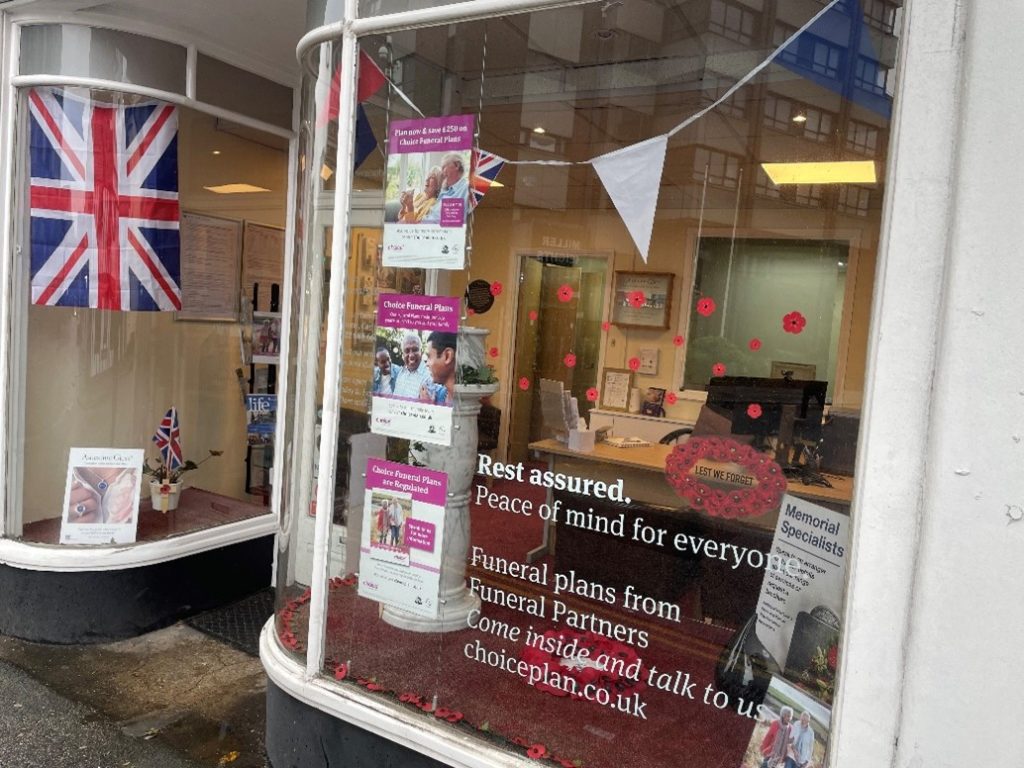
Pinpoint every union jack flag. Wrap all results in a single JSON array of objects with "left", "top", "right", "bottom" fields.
[
  {"left": 470, "top": 149, "right": 505, "bottom": 210},
  {"left": 152, "top": 407, "right": 183, "bottom": 471},
  {"left": 28, "top": 87, "right": 181, "bottom": 311}
]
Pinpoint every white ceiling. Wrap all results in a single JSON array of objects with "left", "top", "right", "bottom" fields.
[{"left": 7, "top": 0, "right": 307, "bottom": 84}]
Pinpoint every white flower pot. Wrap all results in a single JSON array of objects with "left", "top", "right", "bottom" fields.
[{"left": 150, "top": 481, "right": 182, "bottom": 512}]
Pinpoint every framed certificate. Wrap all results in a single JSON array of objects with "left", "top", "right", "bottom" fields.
[
  {"left": 600, "top": 368, "right": 634, "bottom": 412},
  {"left": 611, "top": 272, "right": 674, "bottom": 329}
]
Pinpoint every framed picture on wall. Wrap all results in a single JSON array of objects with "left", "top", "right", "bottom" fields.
[
  {"left": 640, "top": 387, "right": 666, "bottom": 417},
  {"left": 599, "top": 368, "right": 634, "bottom": 412},
  {"left": 611, "top": 272, "right": 674, "bottom": 329}
]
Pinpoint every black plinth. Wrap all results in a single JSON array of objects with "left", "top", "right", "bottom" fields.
[
  {"left": 0, "top": 536, "right": 273, "bottom": 644},
  {"left": 267, "top": 679, "right": 448, "bottom": 768}
]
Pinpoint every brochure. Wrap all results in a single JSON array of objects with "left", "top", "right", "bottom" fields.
[
  {"left": 357, "top": 458, "right": 447, "bottom": 618},
  {"left": 60, "top": 448, "right": 144, "bottom": 545},
  {"left": 369, "top": 293, "right": 460, "bottom": 447}
]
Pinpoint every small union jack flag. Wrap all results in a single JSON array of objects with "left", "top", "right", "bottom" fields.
[
  {"left": 28, "top": 87, "right": 181, "bottom": 311},
  {"left": 152, "top": 407, "right": 183, "bottom": 471},
  {"left": 470, "top": 149, "right": 505, "bottom": 210}
]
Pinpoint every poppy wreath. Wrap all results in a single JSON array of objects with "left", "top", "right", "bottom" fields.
[
  {"left": 520, "top": 629, "right": 647, "bottom": 701},
  {"left": 664, "top": 436, "right": 786, "bottom": 518}
]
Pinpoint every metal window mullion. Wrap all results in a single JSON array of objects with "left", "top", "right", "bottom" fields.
[
  {"left": 185, "top": 44, "right": 197, "bottom": 100},
  {"left": 304, "top": 3, "right": 360, "bottom": 681},
  {"left": 0, "top": 15, "right": 23, "bottom": 537},
  {"left": 269, "top": 85, "right": 304, "bottom": 588}
]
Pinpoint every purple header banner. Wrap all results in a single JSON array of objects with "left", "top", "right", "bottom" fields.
[
  {"left": 377, "top": 293, "right": 460, "bottom": 332},
  {"left": 366, "top": 458, "right": 448, "bottom": 507},
  {"left": 388, "top": 115, "right": 475, "bottom": 155}
]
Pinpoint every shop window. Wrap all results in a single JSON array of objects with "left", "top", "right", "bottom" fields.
[
  {"left": 763, "top": 94, "right": 793, "bottom": 131},
  {"left": 708, "top": 0, "right": 757, "bottom": 45},
  {"left": 694, "top": 146, "right": 742, "bottom": 190},
  {"left": 195, "top": 55, "right": 294, "bottom": 130},
  {"left": 9, "top": 86, "right": 287, "bottom": 545},
  {"left": 837, "top": 185, "right": 872, "bottom": 217},
  {"left": 854, "top": 56, "right": 890, "bottom": 95},
  {"left": 706, "top": 73, "right": 748, "bottom": 120},
  {"left": 801, "top": 107, "right": 834, "bottom": 143},
  {"left": 845, "top": 119, "right": 880, "bottom": 154},
  {"left": 277, "top": 2, "right": 899, "bottom": 766},
  {"left": 863, "top": 0, "right": 899, "bottom": 33},
  {"left": 683, "top": 239, "right": 847, "bottom": 396}
]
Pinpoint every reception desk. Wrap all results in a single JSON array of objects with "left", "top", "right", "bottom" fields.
[{"left": 526, "top": 439, "right": 855, "bottom": 626}]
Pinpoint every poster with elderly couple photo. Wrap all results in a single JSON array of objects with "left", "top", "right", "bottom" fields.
[
  {"left": 382, "top": 114, "right": 474, "bottom": 270},
  {"left": 739, "top": 676, "right": 830, "bottom": 768},
  {"left": 370, "top": 293, "right": 460, "bottom": 447}
]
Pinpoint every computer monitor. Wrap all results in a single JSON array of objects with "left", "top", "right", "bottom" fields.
[{"left": 705, "top": 376, "right": 827, "bottom": 460}]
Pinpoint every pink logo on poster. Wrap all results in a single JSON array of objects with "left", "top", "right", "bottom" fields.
[
  {"left": 405, "top": 519, "right": 436, "bottom": 552},
  {"left": 440, "top": 197, "right": 464, "bottom": 227},
  {"left": 377, "top": 294, "right": 460, "bottom": 332}
]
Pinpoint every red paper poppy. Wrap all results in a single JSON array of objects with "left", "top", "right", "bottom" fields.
[
  {"left": 666, "top": 391, "right": 678, "bottom": 405},
  {"left": 398, "top": 692, "right": 421, "bottom": 703},
  {"left": 557, "top": 284, "right": 574, "bottom": 302},
  {"left": 490, "top": 281, "right": 503, "bottom": 296},
  {"left": 627, "top": 290, "right": 646, "bottom": 308},
  {"left": 518, "top": 377, "right": 531, "bottom": 391},
  {"left": 628, "top": 357, "right": 641, "bottom": 371},
  {"left": 673, "top": 335, "right": 685, "bottom": 347},
  {"left": 782, "top": 310, "right": 807, "bottom": 334},
  {"left": 696, "top": 297, "right": 716, "bottom": 317},
  {"left": 601, "top": 321, "right": 611, "bottom": 331},
  {"left": 527, "top": 744, "right": 549, "bottom": 760},
  {"left": 334, "top": 662, "right": 348, "bottom": 680},
  {"left": 747, "top": 403, "right": 762, "bottom": 419},
  {"left": 827, "top": 645, "right": 838, "bottom": 671},
  {"left": 563, "top": 353, "right": 577, "bottom": 368},
  {"left": 529, "top": 310, "right": 538, "bottom": 322},
  {"left": 365, "top": 682, "right": 384, "bottom": 692},
  {"left": 712, "top": 362, "right": 726, "bottom": 376},
  {"left": 557, "top": 760, "right": 576, "bottom": 768},
  {"left": 488, "top": 347, "right": 499, "bottom": 358},
  {"left": 446, "top": 711, "right": 464, "bottom": 724},
  {"left": 748, "top": 337, "right": 762, "bottom": 351},
  {"left": 467, "top": 307, "right": 475, "bottom": 315},
  {"left": 586, "top": 387, "right": 599, "bottom": 402},
  {"left": 434, "top": 707, "right": 452, "bottom": 719}
]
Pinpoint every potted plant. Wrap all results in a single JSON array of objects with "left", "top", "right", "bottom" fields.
[{"left": 143, "top": 449, "right": 222, "bottom": 512}]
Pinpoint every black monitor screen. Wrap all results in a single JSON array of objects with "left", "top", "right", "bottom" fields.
[{"left": 705, "top": 376, "right": 827, "bottom": 446}]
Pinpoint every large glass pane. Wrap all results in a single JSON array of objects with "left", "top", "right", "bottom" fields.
[
  {"left": 195, "top": 54, "right": 294, "bottom": 130},
  {"left": 284, "top": 0, "right": 900, "bottom": 764},
  {"left": 10, "top": 86, "right": 287, "bottom": 545}
]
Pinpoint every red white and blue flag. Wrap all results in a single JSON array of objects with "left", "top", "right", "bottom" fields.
[
  {"left": 28, "top": 87, "right": 181, "bottom": 311},
  {"left": 152, "top": 407, "right": 183, "bottom": 471},
  {"left": 470, "top": 149, "right": 505, "bottom": 210}
]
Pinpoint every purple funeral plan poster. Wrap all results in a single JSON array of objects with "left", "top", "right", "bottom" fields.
[
  {"left": 382, "top": 115, "right": 475, "bottom": 270},
  {"left": 358, "top": 458, "right": 447, "bottom": 618}
]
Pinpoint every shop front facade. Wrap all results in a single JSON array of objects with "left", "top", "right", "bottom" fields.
[{"left": 1, "top": 0, "right": 1021, "bottom": 766}]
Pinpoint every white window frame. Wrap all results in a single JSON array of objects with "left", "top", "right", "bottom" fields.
[{"left": 0, "top": 11, "right": 299, "bottom": 570}]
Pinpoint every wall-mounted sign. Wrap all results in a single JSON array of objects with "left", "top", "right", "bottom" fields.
[{"left": 464, "top": 279, "right": 495, "bottom": 314}]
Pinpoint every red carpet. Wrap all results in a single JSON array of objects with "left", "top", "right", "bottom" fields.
[{"left": 280, "top": 472, "right": 758, "bottom": 767}]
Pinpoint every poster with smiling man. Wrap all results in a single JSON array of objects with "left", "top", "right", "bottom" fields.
[{"left": 369, "top": 293, "right": 459, "bottom": 447}]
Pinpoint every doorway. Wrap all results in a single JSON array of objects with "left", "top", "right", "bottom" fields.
[{"left": 507, "top": 253, "right": 609, "bottom": 463}]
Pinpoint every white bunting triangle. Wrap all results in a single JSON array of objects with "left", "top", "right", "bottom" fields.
[{"left": 591, "top": 134, "right": 668, "bottom": 262}]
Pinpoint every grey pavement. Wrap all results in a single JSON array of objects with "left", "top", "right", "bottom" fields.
[
  {"left": 0, "top": 657, "right": 201, "bottom": 768},
  {"left": 0, "top": 625, "right": 269, "bottom": 768}
]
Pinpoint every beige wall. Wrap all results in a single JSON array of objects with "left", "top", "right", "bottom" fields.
[{"left": 452, "top": 204, "right": 877, "bottom": 433}]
